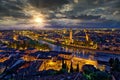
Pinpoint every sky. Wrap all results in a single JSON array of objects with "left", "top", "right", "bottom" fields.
[{"left": 0, "top": 0, "right": 120, "bottom": 30}]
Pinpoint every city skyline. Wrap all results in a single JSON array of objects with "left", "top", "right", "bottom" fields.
[
  {"left": 0, "top": 29, "right": 120, "bottom": 80},
  {"left": 0, "top": 1, "right": 120, "bottom": 80},
  {"left": 0, "top": 0, "right": 120, "bottom": 30}
]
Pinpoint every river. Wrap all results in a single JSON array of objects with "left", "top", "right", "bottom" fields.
[{"left": 39, "top": 40, "right": 120, "bottom": 62}]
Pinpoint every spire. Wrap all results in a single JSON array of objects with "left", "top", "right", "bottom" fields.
[
  {"left": 84, "top": 29, "right": 89, "bottom": 42},
  {"left": 69, "top": 28, "right": 73, "bottom": 43}
]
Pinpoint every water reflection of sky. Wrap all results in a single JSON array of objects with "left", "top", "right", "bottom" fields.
[
  {"left": 39, "top": 40, "right": 120, "bottom": 62},
  {"left": 63, "top": 47, "right": 120, "bottom": 62}
]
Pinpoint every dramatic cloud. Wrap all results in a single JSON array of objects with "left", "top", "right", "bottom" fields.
[
  {"left": 29, "top": 0, "right": 69, "bottom": 10},
  {"left": 0, "top": 0, "right": 120, "bottom": 29}
]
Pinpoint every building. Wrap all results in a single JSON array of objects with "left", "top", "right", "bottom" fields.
[
  {"left": 69, "top": 29, "right": 74, "bottom": 44},
  {"left": 63, "top": 28, "right": 67, "bottom": 34},
  {"left": 84, "top": 29, "right": 89, "bottom": 42}
]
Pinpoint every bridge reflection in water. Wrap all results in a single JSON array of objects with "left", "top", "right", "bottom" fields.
[
  {"left": 39, "top": 56, "right": 99, "bottom": 72},
  {"left": 39, "top": 40, "right": 120, "bottom": 62},
  {"left": 38, "top": 40, "right": 119, "bottom": 71}
]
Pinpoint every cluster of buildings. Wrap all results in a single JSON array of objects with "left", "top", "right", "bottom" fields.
[
  {"left": 38, "top": 29, "right": 120, "bottom": 52},
  {"left": 0, "top": 29, "right": 120, "bottom": 80},
  {"left": 0, "top": 46, "right": 98, "bottom": 80},
  {"left": 0, "top": 31, "right": 50, "bottom": 52}
]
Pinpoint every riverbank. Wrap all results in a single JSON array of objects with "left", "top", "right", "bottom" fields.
[{"left": 39, "top": 38, "right": 120, "bottom": 55}]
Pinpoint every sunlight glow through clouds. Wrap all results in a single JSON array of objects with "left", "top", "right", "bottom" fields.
[{"left": 23, "top": 4, "right": 48, "bottom": 28}]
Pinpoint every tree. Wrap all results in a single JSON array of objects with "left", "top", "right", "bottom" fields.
[
  {"left": 112, "top": 58, "right": 120, "bottom": 71},
  {"left": 76, "top": 63, "right": 79, "bottom": 72},
  {"left": 109, "top": 58, "right": 114, "bottom": 67},
  {"left": 109, "top": 58, "right": 120, "bottom": 72},
  {"left": 90, "top": 71, "right": 112, "bottom": 80},
  {"left": 82, "top": 65, "right": 96, "bottom": 75},
  {"left": 59, "top": 59, "right": 68, "bottom": 73},
  {"left": 114, "top": 58, "right": 119, "bottom": 64},
  {"left": 70, "top": 62, "right": 74, "bottom": 73},
  {"left": 62, "top": 59, "right": 66, "bottom": 69}
]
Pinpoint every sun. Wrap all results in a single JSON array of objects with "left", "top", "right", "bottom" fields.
[
  {"left": 31, "top": 16, "right": 46, "bottom": 28},
  {"left": 34, "top": 17, "right": 43, "bottom": 23}
]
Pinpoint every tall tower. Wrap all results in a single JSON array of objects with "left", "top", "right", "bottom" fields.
[
  {"left": 69, "top": 28, "right": 73, "bottom": 43},
  {"left": 84, "top": 29, "right": 89, "bottom": 42},
  {"left": 63, "top": 28, "right": 67, "bottom": 34}
]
